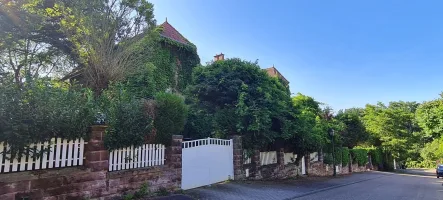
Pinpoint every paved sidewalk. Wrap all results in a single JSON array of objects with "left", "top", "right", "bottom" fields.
[{"left": 186, "top": 172, "right": 389, "bottom": 200}]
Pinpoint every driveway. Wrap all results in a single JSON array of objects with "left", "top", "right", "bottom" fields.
[
  {"left": 186, "top": 171, "right": 443, "bottom": 200},
  {"left": 186, "top": 172, "right": 386, "bottom": 200}
]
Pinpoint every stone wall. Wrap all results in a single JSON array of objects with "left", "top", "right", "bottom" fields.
[
  {"left": 239, "top": 146, "right": 299, "bottom": 180},
  {"left": 308, "top": 162, "right": 353, "bottom": 176},
  {"left": 0, "top": 126, "right": 183, "bottom": 200},
  {"left": 351, "top": 164, "right": 367, "bottom": 173}
]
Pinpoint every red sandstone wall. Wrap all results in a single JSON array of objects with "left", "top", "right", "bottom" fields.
[{"left": 0, "top": 126, "right": 183, "bottom": 200}]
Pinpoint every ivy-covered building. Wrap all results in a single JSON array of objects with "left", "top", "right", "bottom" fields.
[
  {"left": 63, "top": 20, "right": 200, "bottom": 95},
  {"left": 154, "top": 20, "right": 201, "bottom": 92}
]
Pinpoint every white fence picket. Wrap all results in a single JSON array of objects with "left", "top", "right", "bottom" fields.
[
  {"left": 107, "top": 143, "right": 165, "bottom": 172},
  {"left": 55, "top": 138, "right": 62, "bottom": 167},
  {"left": 60, "top": 139, "right": 68, "bottom": 167},
  {"left": 35, "top": 143, "right": 43, "bottom": 170},
  {"left": 42, "top": 142, "right": 49, "bottom": 169},
  {"left": 67, "top": 140, "right": 73, "bottom": 167},
  {"left": 4, "top": 145, "right": 10, "bottom": 173},
  {"left": 0, "top": 138, "right": 85, "bottom": 174},
  {"left": 79, "top": 139, "right": 84, "bottom": 165},
  {"left": 160, "top": 145, "right": 164, "bottom": 165},
  {"left": 73, "top": 139, "right": 79, "bottom": 166},
  {"left": 26, "top": 144, "right": 34, "bottom": 171},
  {"left": 19, "top": 153, "right": 26, "bottom": 171},
  {"left": 48, "top": 139, "right": 55, "bottom": 168},
  {"left": 141, "top": 144, "right": 146, "bottom": 168}
]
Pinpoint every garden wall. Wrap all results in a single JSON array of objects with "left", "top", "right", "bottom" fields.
[{"left": 0, "top": 126, "right": 183, "bottom": 200}]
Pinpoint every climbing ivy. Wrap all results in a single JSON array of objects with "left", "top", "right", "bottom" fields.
[
  {"left": 342, "top": 147, "right": 350, "bottom": 166},
  {"left": 129, "top": 30, "right": 200, "bottom": 96},
  {"left": 350, "top": 148, "right": 368, "bottom": 166}
]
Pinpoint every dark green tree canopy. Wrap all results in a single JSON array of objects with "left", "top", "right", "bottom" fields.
[
  {"left": 336, "top": 108, "right": 368, "bottom": 148},
  {"left": 186, "top": 58, "right": 293, "bottom": 150}
]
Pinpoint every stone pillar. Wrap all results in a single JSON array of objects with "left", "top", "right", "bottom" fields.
[
  {"left": 85, "top": 125, "right": 109, "bottom": 171},
  {"left": 277, "top": 148, "right": 285, "bottom": 167},
  {"left": 305, "top": 153, "right": 310, "bottom": 175},
  {"left": 165, "top": 135, "right": 183, "bottom": 189},
  {"left": 251, "top": 149, "right": 261, "bottom": 179},
  {"left": 349, "top": 154, "right": 353, "bottom": 173},
  {"left": 168, "top": 135, "right": 183, "bottom": 169},
  {"left": 232, "top": 135, "right": 245, "bottom": 180}
]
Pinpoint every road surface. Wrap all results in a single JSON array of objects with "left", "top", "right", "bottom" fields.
[
  {"left": 187, "top": 171, "right": 443, "bottom": 200},
  {"left": 296, "top": 171, "right": 443, "bottom": 200}
]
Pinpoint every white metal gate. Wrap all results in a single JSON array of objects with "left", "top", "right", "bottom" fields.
[{"left": 181, "top": 138, "right": 233, "bottom": 190}]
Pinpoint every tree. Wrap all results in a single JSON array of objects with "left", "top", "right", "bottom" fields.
[
  {"left": 186, "top": 58, "right": 293, "bottom": 151},
  {"left": 336, "top": 108, "right": 368, "bottom": 148},
  {"left": 363, "top": 101, "right": 421, "bottom": 162},
  {"left": 416, "top": 97, "right": 443, "bottom": 140},
  {"left": 1, "top": 0, "right": 156, "bottom": 93}
]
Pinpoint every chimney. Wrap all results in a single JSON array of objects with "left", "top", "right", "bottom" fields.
[{"left": 214, "top": 53, "right": 225, "bottom": 61}]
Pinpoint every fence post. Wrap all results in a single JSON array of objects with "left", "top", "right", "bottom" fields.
[
  {"left": 277, "top": 148, "right": 285, "bottom": 167},
  {"left": 84, "top": 125, "right": 109, "bottom": 171},
  {"left": 166, "top": 135, "right": 183, "bottom": 188},
  {"left": 231, "top": 135, "right": 245, "bottom": 180}
]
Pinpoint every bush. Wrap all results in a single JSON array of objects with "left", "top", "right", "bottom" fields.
[
  {"left": 342, "top": 147, "right": 350, "bottom": 166},
  {"left": 323, "top": 153, "right": 333, "bottom": 164},
  {"left": 350, "top": 148, "right": 368, "bottom": 166},
  {"left": 406, "top": 160, "right": 436, "bottom": 169},
  {"left": 154, "top": 92, "right": 188, "bottom": 146},
  {"left": 0, "top": 78, "right": 95, "bottom": 159},
  {"left": 368, "top": 148, "right": 383, "bottom": 166},
  {"left": 101, "top": 83, "right": 153, "bottom": 150}
]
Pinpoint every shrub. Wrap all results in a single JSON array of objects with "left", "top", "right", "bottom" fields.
[
  {"left": 0, "top": 78, "right": 95, "bottom": 159},
  {"left": 323, "top": 153, "right": 333, "bottom": 164},
  {"left": 342, "top": 147, "right": 350, "bottom": 166},
  {"left": 334, "top": 147, "right": 343, "bottom": 165},
  {"left": 154, "top": 92, "right": 188, "bottom": 146},
  {"left": 368, "top": 148, "right": 383, "bottom": 166},
  {"left": 350, "top": 148, "right": 368, "bottom": 166},
  {"left": 101, "top": 83, "right": 153, "bottom": 150}
]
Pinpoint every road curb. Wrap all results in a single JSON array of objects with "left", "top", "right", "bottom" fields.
[{"left": 286, "top": 173, "right": 391, "bottom": 199}]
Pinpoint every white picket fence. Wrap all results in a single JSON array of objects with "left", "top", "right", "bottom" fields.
[
  {"left": 108, "top": 144, "right": 165, "bottom": 172},
  {"left": 0, "top": 138, "right": 85, "bottom": 173}
]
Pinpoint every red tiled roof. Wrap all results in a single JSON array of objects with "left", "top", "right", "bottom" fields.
[{"left": 159, "top": 21, "right": 190, "bottom": 45}]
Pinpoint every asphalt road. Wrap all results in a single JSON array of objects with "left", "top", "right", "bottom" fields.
[
  {"left": 296, "top": 172, "right": 443, "bottom": 200},
  {"left": 187, "top": 171, "right": 443, "bottom": 200}
]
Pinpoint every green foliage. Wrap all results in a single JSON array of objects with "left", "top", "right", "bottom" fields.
[
  {"left": 154, "top": 92, "right": 188, "bottom": 146},
  {"left": 350, "top": 148, "right": 368, "bottom": 166},
  {"left": 405, "top": 160, "right": 435, "bottom": 169},
  {"left": 133, "top": 183, "right": 149, "bottom": 199},
  {"left": 186, "top": 58, "right": 293, "bottom": 151},
  {"left": 336, "top": 108, "right": 368, "bottom": 148},
  {"left": 323, "top": 153, "right": 333, "bottom": 165},
  {"left": 342, "top": 147, "right": 350, "bottom": 166},
  {"left": 132, "top": 31, "right": 200, "bottom": 94},
  {"left": 0, "top": 77, "right": 95, "bottom": 159},
  {"left": 416, "top": 98, "right": 443, "bottom": 139},
  {"left": 420, "top": 136, "right": 443, "bottom": 161},
  {"left": 156, "top": 187, "right": 170, "bottom": 196},
  {"left": 368, "top": 147, "right": 383, "bottom": 166},
  {"left": 101, "top": 83, "right": 153, "bottom": 150},
  {"left": 362, "top": 101, "right": 421, "bottom": 162}
]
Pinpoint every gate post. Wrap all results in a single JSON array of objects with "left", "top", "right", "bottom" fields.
[
  {"left": 232, "top": 135, "right": 245, "bottom": 180},
  {"left": 85, "top": 125, "right": 109, "bottom": 172}
]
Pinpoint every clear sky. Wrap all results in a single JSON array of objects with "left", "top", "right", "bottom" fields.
[{"left": 150, "top": 0, "right": 443, "bottom": 111}]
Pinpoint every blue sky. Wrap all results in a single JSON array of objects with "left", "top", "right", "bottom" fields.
[{"left": 150, "top": 0, "right": 443, "bottom": 111}]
